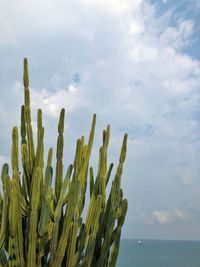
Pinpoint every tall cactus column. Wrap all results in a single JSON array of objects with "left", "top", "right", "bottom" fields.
[{"left": 0, "top": 58, "right": 128, "bottom": 267}]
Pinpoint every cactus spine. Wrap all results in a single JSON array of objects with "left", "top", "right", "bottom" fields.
[{"left": 0, "top": 58, "right": 128, "bottom": 266}]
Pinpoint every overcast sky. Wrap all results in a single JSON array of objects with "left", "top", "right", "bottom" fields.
[{"left": 0, "top": 0, "right": 200, "bottom": 240}]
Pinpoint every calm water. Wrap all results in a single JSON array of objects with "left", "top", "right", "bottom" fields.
[{"left": 117, "top": 239, "right": 200, "bottom": 267}]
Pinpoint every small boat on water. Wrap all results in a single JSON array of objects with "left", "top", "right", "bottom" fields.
[{"left": 137, "top": 240, "right": 142, "bottom": 244}]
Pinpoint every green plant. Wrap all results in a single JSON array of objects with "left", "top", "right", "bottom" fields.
[{"left": 0, "top": 58, "right": 128, "bottom": 267}]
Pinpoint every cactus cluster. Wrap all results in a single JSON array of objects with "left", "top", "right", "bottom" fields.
[{"left": 0, "top": 58, "right": 128, "bottom": 267}]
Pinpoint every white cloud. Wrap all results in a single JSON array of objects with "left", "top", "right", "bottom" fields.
[
  {"left": 175, "top": 209, "right": 186, "bottom": 219},
  {"left": 159, "top": 20, "right": 194, "bottom": 49},
  {"left": 0, "top": 0, "right": 94, "bottom": 45},
  {"left": 80, "top": 0, "right": 143, "bottom": 14},
  {"left": 31, "top": 84, "right": 86, "bottom": 118},
  {"left": 152, "top": 210, "right": 172, "bottom": 224},
  {"left": 176, "top": 163, "right": 199, "bottom": 186},
  {"left": 129, "top": 43, "right": 158, "bottom": 62},
  {"left": 149, "top": 209, "right": 187, "bottom": 225},
  {"left": 129, "top": 22, "right": 145, "bottom": 34}
]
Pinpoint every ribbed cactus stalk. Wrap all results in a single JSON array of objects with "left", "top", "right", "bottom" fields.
[{"left": 0, "top": 58, "right": 128, "bottom": 267}]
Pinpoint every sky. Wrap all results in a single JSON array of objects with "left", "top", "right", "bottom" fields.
[{"left": 0, "top": 0, "right": 200, "bottom": 240}]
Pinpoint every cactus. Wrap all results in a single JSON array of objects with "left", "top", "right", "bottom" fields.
[{"left": 0, "top": 58, "right": 128, "bottom": 266}]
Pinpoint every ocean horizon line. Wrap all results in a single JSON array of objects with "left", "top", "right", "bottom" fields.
[{"left": 121, "top": 238, "right": 200, "bottom": 242}]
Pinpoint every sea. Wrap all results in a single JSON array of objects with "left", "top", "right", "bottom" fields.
[{"left": 117, "top": 239, "right": 200, "bottom": 267}]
